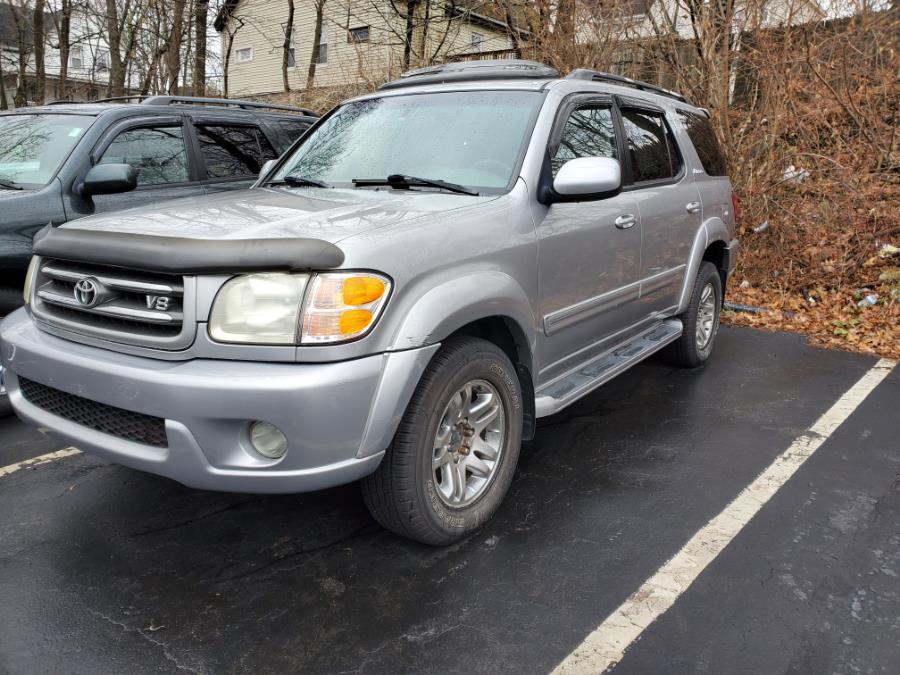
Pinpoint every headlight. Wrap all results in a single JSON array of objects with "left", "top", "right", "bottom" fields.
[
  {"left": 209, "top": 273, "right": 308, "bottom": 344},
  {"left": 23, "top": 256, "right": 38, "bottom": 305},
  {"left": 300, "top": 272, "right": 391, "bottom": 344},
  {"left": 208, "top": 271, "right": 390, "bottom": 345}
]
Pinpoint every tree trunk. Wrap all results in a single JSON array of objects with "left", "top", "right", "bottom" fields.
[
  {"left": 0, "top": 50, "right": 8, "bottom": 110},
  {"left": 305, "top": 0, "right": 324, "bottom": 92},
  {"left": 32, "top": 0, "right": 46, "bottom": 104},
  {"left": 193, "top": 0, "right": 209, "bottom": 96},
  {"left": 105, "top": 0, "right": 125, "bottom": 96},
  {"left": 166, "top": 0, "right": 187, "bottom": 94},
  {"left": 13, "top": 4, "right": 30, "bottom": 107},
  {"left": 402, "top": 0, "right": 416, "bottom": 70},
  {"left": 282, "top": 0, "right": 295, "bottom": 91},
  {"left": 57, "top": 0, "right": 72, "bottom": 100}
]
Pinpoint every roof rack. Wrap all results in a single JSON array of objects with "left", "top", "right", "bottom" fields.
[
  {"left": 566, "top": 69, "right": 689, "bottom": 104},
  {"left": 380, "top": 59, "right": 559, "bottom": 91},
  {"left": 47, "top": 95, "right": 317, "bottom": 116}
]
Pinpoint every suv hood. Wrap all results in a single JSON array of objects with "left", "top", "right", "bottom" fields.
[{"left": 63, "top": 186, "right": 497, "bottom": 243}]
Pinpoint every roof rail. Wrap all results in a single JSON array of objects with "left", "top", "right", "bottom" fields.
[
  {"left": 566, "top": 69, "right": 689, "bottom": 104},
  {"left": 380, "top": 59, "right": 559, "bottom": 91},
  {"left": 140, "top": 96, "right": 317, "bottom": 116},
  {"left": 47, "top": 95, "right": 317, "bottom": 116}
]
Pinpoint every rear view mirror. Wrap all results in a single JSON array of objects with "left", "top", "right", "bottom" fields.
[
  {"left": 81, "top": 163, "right": 137, "bottom": 197},
  {"left": 551, "top": 157, "right": 621, "bottom": 202},
  {"left": 259, "top": 159, "right": 278, "bottom": 178}
]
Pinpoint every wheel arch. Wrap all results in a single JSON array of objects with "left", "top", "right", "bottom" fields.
[{"left": 676, "top": 218, "right": 730, "bottom": 314}]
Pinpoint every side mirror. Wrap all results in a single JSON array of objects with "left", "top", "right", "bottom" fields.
[
  {"left": 259, "top": 159, "right": 278, "bottom": 178},
  {"left": 551, "top": 157, "right": 621, "bottom": 202},
  {"left": 81, "top": 163, "right": 137, "bottom": 196}
]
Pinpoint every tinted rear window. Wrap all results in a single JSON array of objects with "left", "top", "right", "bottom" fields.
[
  {"left": 676, "top": 110, "right": 727, "bottom": 176},
  {"left": 196, "top": 125, "right": 277, "bottom": 179},
  {"left": 621, "top": 109, "right": 681, "bottom": 182}
]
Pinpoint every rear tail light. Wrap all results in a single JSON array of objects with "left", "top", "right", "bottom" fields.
[{"left": 731, "top": 191, "right": 741, "bottom": 226}]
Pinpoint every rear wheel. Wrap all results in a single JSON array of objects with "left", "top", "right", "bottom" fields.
[
  {"left": 663, "top": 261, "right": 722, "bottom": 368},
  {"left": 361, "top": 336, "right": 523, "bottom": 545}
]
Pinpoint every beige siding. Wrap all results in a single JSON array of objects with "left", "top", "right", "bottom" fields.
[{"left": 222, "top": 0, "right": 513, "bottom": 97}]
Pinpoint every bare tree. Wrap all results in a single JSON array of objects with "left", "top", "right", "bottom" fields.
[
  {"left": 305, "top": 0, "right": 325, "bottom": 91},
  {"left": 165, "top": 0, "right": 187, "bottom": 93},
  {"left": 193, "top": 0, "right": 210, "bottom": 95},
  {"left": 9, "top": 1, "right": 33, "bottom": 107},
  {"left": 52, "top": 0, "right": 75, "bottom": 100},
  {"left": 221, "top": 13, "right": 245, "bottom": 97},
  {"left": 281, "top": 0, "right": 295, "bottom": 91},
  {"left": 32, "top": 0, "right": 46, "bottom": 104}
]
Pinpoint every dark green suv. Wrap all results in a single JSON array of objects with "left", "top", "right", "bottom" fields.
[{"left": 0, "top": 96, "right": 316, "bottom": 314}]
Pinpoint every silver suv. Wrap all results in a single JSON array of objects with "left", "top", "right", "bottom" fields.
[{"left": 1, "top": 61, "right": 738, "bottom": 544}]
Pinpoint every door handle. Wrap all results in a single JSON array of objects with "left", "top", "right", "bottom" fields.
[
  {"left": 614, "top": 214, "right": 636, "bottom": 229},
  {"left": 685, "top": 201, "right": 701, "bottom": 214}
]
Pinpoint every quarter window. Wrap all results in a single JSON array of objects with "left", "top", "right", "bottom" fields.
[
  {"left": 552, "top": 105, "right": 618, "bottom": 176},
  {"left": 196, "top": 125, "right": 277, "bottom": 179},
  {"left": 675, "top": 109, "right": 727, "bottom": 176},
  {"left": 621, "top": 109, "right": 681, "bottom": 182},
  {"left": 99, "top": 126, "right": 189, "bottom": 186}
]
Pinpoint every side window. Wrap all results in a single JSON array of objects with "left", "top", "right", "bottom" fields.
[
  {"left": 99, "top": 126, "right": 189, "bottom": 186},
  {"left": 675, "top": 109, "right": 727, "bottom": 176},
  {"left": 621, "top": 109, "right": 681, "bottom": 183},
  {"left": 551, "top": 105, "right": 618, "bottom": 176},
  {"left": 276, "top": 119, "right": 312, "bottom": 146},
  {"left": 196, "top": 125, "right": 278, "bottom": 179}
]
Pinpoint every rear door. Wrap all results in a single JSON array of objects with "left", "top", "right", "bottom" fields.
[
  {"left": 618, "top": 100, "right": 701, "bottom": 319},
  {"left": 189, "top": 121, "right": 279, "bottom": 194},
  {"left": 89, "top": 115, "right": 205, "bottom": 213}
]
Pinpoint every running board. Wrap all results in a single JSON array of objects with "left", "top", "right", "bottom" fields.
[{"left": 535, "top": 318, "right": 683, "bottom": 417}]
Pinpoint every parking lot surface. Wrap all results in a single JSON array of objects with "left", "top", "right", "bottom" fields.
[{"left": 0, "top": 327, "right": 897, "bottom": 674}]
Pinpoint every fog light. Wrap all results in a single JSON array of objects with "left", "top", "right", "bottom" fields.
[{"left": 249, "top": 421, "right": 288, "bottom": 459}]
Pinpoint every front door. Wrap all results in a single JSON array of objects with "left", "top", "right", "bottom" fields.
[
  {"left": 535, "top": 99, "right": 642, "bottom": 385},
  {"left": 89, "top": 118, "right": 205, "bottom": 214}
]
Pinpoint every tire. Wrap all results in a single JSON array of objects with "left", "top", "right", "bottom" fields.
[
  {"left": 361, "top": 336, "right": 523, "bottom": 545},
  {"left": 662, "top": 261, "right": 722, "bottom": 368},
  {"left": 0, "top": 286, "right": 23, "bottom": 317}
]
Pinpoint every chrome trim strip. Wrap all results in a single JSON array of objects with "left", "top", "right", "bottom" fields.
[
  {"left": 543, "top": 279, "right": 641, "bottom": 336},
  {"left": 37, "top": 289, "right": 183, "bottom": 325},
  {"left": 41, "top": 264, "right": 183, "bottom": 295}
]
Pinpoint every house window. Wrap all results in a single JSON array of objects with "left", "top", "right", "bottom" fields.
[
  {"left": 96, "top": 49, "right": 110, "bottom": 72},
  {"left": 287, "top": 46, "right": 296, "bottom": 67},
  {"left": 315, "top": 24, "right": 328, "bottom": 64},
  {"left": 235, "top": 47, "right": 253, "bottom": 62},
  {"left": 349, "top": 26, "right": 369, "bottom": 43},
  {"left": 471, "top": 32, "right": 484, "bottom": 52},
  {"left": 70, "top": 45, "right": 84, "bottom": 70}
]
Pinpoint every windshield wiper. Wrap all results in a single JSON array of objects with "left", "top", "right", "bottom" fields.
[
  {"left": 267, "top": 174, "right": 330, "bottom": 188},
  {"left": 0, "top": 179, "right": 23, "bottom": 190},
  {"left": 353, "top": 174, "right": 479, "bottom": 196}
]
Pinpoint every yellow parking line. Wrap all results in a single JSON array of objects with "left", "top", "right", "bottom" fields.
[{"left": 0, "top": 447, "right": 82, "bottom": 479}]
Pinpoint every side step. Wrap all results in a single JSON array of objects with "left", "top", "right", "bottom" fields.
[{"left": 534, "top": 318, "right": 683, "bottom": 417}]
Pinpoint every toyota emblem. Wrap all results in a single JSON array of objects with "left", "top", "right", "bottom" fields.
[{"left": 73, "top": 277, "right": 101, "bottom": 308}]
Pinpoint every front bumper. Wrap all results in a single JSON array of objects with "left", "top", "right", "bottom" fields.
[{"left": 1, "top": 309, "right": 437, "bottom": 493}]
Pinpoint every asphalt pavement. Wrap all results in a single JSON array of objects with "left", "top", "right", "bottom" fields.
[{"left": 0, "top": 327, "right": 897, "bottom": 674}]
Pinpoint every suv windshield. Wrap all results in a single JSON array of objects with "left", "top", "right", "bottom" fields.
[
  {"left": 0, "top": 113, "right": 94, "bottom": 188},
  {"left": 273, "top": 90, "right": 544, "bottom": 193}
]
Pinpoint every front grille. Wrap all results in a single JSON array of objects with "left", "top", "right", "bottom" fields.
[
  {"left": 19, "top": 377, "right": 168, "bottom": 448},
  {"left": 32, "top": 258, "right": 194, "bottom": 349}
]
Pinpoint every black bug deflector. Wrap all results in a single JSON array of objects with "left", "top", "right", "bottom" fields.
[{"left": 32, "top": 226, "right": 345, "bottom": 273}]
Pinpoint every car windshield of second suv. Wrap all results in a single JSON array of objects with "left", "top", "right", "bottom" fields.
[
  {"left": 272, "top": 90, "right": 544, "bottom": 193},
  {"left": 0, "top": 114, "right": 94, "bottom": 189}
]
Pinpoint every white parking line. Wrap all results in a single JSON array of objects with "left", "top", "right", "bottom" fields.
[
  {"left": 0, "top": 447, "right": 82, "bottom": 479},
  {"left": 552, "top": 358, "right": 896, "bottom": 674}
]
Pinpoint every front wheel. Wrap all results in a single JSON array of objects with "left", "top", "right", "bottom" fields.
[
  {"left": 361, "top": 336, "right": 523, "bottom": 545},
  {"left": 662, "top": 261, "right": 722, "bottom": 368}
]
